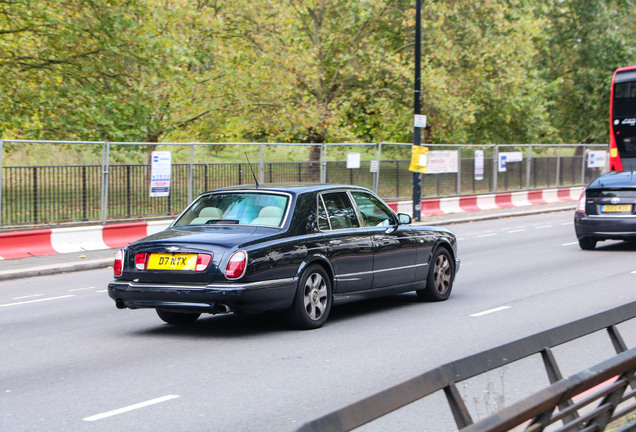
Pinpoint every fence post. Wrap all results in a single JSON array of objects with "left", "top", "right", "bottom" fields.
[
  {"left": 0, "top": 140, "right": 3, "bottom": 228},
  {"left": 581, "top": 145, "right": 587, "bottom": 185},
  {"left": 456, "top": 145, "right": 462, "bottom": 196},
  {"left": 126, "top": 165, "right": 132, "bottom": 217},
  {"left": 526, "top": 145, "right": 532, "bottom": 190},
  {"left": 493, "top": 145, "right": 499, "bottom": 192},
  {"left": 556, "top": 145, "right": 561, "bottom": 187},
  {"left": 188, "top": 144, "right": 194, "bottom": 203},
  {"left": 33, "top": 166, "right": 38, "bottom": 224},
  {"left": 322, "top": 144, "right": 327, "bottom": 184},
  {"left": 259, "top": 144, "right": 264, "bottom": 184},
  {"left": 100, "top": 142, "right": 110, "bottom": 224},
  {"left": 374, "top": 143, "right": 382, "bottom": 194}
]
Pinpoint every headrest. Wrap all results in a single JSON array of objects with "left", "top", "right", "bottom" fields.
[
  {"left": 199, "top": 207, "right": 223, "bottom": 218},
  {"left": 258, "top": 206, "right": 283, "bottom": 218}
]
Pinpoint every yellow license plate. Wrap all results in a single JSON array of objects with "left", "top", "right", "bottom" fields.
[
  {"left": 147, "top": 253, "right": 198, "bottom": 270},
  {"left": 602, "top": 204, "right": 632, "bottom": 212}
]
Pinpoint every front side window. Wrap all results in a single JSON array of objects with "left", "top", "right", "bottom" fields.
[
  {"left": 174, "top": 192, "right": 289, "bottom": 227},
  {"left": 319, "top": 192, "right": 360, "bottom": 230},
  {"left": 350, "top": 191, "right": 395, "bottom": 227}
]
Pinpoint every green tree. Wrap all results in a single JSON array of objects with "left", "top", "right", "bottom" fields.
[
  {"left": 536, "top": 0, "right": 636, "bottom": 144},
  {"left": 191, "top": 0, "right": 415, "bottom": 158},
  {"left": 0, "top": 0, "right": 223, "bottom": 147},
  {"left": 417, "top": 0, "right": 554, "bottom": 144}
]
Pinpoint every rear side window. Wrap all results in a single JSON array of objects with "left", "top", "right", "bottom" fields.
[{"left": 319, "top": 192, "right": 360, "bottom": 230}]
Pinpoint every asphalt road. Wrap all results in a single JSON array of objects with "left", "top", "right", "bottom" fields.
[{"left": 1, "top": 210, "right": 635, "bottom": 432}]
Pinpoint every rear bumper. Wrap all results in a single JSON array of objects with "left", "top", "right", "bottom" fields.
[
  {"left": 108, "top": 277, "right": 297, "bottom": 313},
  {"left": 574, "top": 213, "right": 636, "bottom": 240}
]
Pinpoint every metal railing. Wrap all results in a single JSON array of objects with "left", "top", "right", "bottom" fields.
[
  {"left": 296, "top": 301, "right": 636, "bottom": 432},
  {"left": 0, "top": 140, "right": 607, "bottom": 229}
]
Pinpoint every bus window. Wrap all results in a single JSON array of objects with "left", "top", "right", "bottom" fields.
[{"left": 610, "top": 66, "right": 636, "bottom": 171}]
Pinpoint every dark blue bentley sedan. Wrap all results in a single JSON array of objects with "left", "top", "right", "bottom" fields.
[
  {"left": 108, "top": 184, "right": 460, "bottom": 329},
  {"left": 575, "top": 171, "right": 636, "bottom": 249}
]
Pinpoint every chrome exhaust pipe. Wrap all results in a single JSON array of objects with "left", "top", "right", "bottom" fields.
[{"left": 214, "top": 303, "right": 231, "bottom": 314}]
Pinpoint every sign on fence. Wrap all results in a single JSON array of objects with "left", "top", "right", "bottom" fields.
[
  {"left": 346, "top": 153, "right": 361, "bottom": 169},
  {"left": 498, "top": 151, "right": 523, "bottom": 172},
  {"left": 150, "top": 151, "right": 172, "bottom": 197},
  {"left": 427, "top": 150, "right": 458, "bottom": 174},
  {"left": 475, "top": 150, "right": 484, "bottom": 180},
  {"left": 587, "top": 150, "right": 607, "bottom": 168}
]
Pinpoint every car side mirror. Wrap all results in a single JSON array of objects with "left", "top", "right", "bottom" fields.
[{"left": 398, "top": 213, "right": 412, "bottom": 225}]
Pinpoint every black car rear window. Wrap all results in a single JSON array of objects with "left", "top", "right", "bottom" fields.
[
  {"left": 586, "top": 189, "right": 636, "bottom": 199},
  {"left": 175, "top": 192, "right": 289, "bottom": 227}
]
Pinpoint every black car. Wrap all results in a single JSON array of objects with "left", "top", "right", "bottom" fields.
[
  {"left": 108, "top": 183, "right": 460, "bottom": 329},
  {"left": 574, "top": 171, "right": 636, "bottom": 249}
]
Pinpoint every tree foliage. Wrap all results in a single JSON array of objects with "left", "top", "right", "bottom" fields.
[{"left": 1, "top": 0, "right": 635, "bottom": 149}]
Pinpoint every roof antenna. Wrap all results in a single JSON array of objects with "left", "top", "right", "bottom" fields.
[{"left": 245, "top": 152, "right": 259, "bottom": 189}]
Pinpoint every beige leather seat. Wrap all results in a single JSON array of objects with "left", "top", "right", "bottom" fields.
[
  {"left": 189, "top": 207, "right": 223, "bottom": 225},
  {"left": 250, "top": 206, "right": 283, "bottom": 226}
]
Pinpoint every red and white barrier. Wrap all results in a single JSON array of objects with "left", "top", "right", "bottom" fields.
[
  {"left": 386, "top": 186, "right": 582, "bottom": 217},
  {"left": 0, "top": 220, "right": 171, "bottom": 259},
  {"left": 0, "top": 186, "right": 582, "bottom": 260}
]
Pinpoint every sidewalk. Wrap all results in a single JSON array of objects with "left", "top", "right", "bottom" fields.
[{"left": 0, "top": 202, "right": 576, "bottom": 281}]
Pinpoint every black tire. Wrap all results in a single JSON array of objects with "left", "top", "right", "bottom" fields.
[
  {"left": 417, "top": 247, "right": 454, "bottom": 302},
  {"left": 156, "top": 309, "right": 200, "bottom": 325},
  {"left": 285, "top": 264, "right": 332, "bottom": 330},
  {"left": 578, "top": 237, "right": 597, "bottom": 250}
]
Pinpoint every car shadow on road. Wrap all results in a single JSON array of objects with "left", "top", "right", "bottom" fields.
[
  {"left": 593, "top": 240, "right": 636, "bottom": 251},
  {"left": 131, "top": 293, "right": 427, "bottom": 338}
]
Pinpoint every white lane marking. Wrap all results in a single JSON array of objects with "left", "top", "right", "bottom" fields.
[
  {"left": 68, "top": 287, "right": 95, "bottom": 292},
  {"left": 561, "top": 222, "right": 572, "bottom": 226},
  {"left": 632, "top": 271, "right": 636, "bottom": 274},
  {"left": 477, "top": 233, "right": 497, "bottom": 238},
  {"left": 507, "top": 229, "right": 526, "bottom": 233},
  {"left": 470, "top": 306, "right": 511, "bottom": 317},
  {"left": 536, "top": 225, "right": 552, "bottom": 229},
  {"left": 562, "top": 242, "right": 579, "bottom": 246},
  {"left": 83, "top": 395, "right": 180, "bottom": 422},
  {"left": 13, "top": 294, "right": 44, "bottom": 300},
  {"left": 0, "top": 295, "right": 75, "bottom": 307},
  {"left": 96, "top": 289, "right": 108, "bottom": 293}
]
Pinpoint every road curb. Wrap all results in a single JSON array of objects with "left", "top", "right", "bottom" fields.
[
  {"left": 0, "top": 258, "right": 113, "bottom": 281},
  {"left": 420, "top": 203, "right": 576, "bottom": 226}
]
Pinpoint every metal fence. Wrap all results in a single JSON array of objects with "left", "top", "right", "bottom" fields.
[
  {"left": 0, "top": 140, "right": 607, "bottom": 229},
  {"left": 296, "top": 301, "right": 636, "bottom": 432}
]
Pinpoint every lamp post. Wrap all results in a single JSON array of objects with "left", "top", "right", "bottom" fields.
[{"left": 412, "top": 0, "right": 422, "bottom": 221}]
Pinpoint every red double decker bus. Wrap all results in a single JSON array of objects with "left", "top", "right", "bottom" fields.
[{"left": 609, "top": 65, "right": 636, "bottom": 171}]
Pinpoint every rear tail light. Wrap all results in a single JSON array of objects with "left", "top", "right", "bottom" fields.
[
  {"left": 135, "top": 253, "right": 149, "bottom": 270},
  {"left": 196, "top": 254, "right": 212, "bottom": 271},
  {"left": 225, "top": 250, "right": 247, "bottom": 279},
  {"left": 114, "top": 249, "right": 124, "bottom": 277},
  {"left": 576, "top": 192, "right": 586, "bottom": 213}
]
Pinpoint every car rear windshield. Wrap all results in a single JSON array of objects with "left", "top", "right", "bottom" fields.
[
  {"left": 586, "top": 189, "right": 636, "bottom": 199},
  {"left": 174, "top": 192, "right": 289, "bottom": 227}
]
